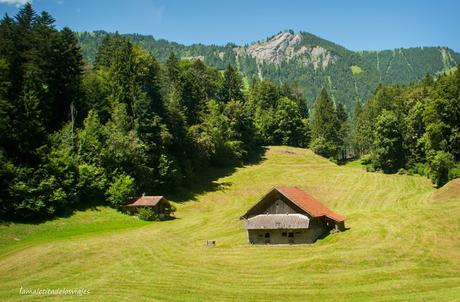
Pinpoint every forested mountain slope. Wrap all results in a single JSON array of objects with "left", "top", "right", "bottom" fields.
[{"left": 78, "top": 30, "right": 460, "bottom": 110}]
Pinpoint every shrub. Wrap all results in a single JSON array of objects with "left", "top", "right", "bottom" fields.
[
  {"left": 410, "top": 162, "right": 430, "bottom": 177},
  {"left": 106, "top": 173, "right": 135, "bottom": 208},
  {"left": 77, "top": 164, "right": 107, "bottom": 204},
  {"left": 157, "top": 154, "right": 182, "bottom": 190},
  {"left": 397, "top": 168, "right": 407, "bottom": 175},
  {"left": 371, "top": 110, "right": 404, "bottom": 173},
  {"left": 310, "top": 136, "right": 337, "bottom": 159},
  {"left": 137, "top": 207, "right": 159, "bottom": 221},
  {"left": 366, "top": 165, "right": 376, "bottom": 172},
  {"left": 448, "top": 164, "right": 460, "bottom": 181},
  {"left": 360, "top": 154, "right": 372, "bottom": 165},
  {"left": 428, "top": 151, "right": 454, "bottom": 187}
]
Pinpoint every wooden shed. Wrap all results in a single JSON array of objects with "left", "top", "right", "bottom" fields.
[
  {"left": 240, "top": 187, "right": 345, "bottom": 244},
  {"left": 125, "top": 195, "right": 173, "bottom": 218}
]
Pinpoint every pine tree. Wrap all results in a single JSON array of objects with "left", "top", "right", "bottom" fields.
[
  {"left": 371, "top": 110, "right": 404, "bottom": 173},
  {"left": 335, "top": 103, "right": 349, "bottom": 159},
  {"left": 46, "top": 27, "right": 83, "bottom": 130},
  {"left": 310, "top": 88, "right": 340, "bottom": 159},
  {"left": 14, "top": 3, "right": 37, "bottom": 95},
  {"left": 352, "top": 100, "right": 365, "bottom": 156},
  {"left": 81, "top": 69, "right": 111, "bottom": 123},
  {"left": 254, "top": 80, "right": 279, "bottom": 109},
  {"left": 198, "top": 99, "right": 244, "bottom": 165},
  {"left": 7, "top": 73, "right": 47, "bottom": 165},
  {"left": 223, "top": 100, "right": 256, "bottom": 151},
  {"left": 77, "top": 110, "right": 106, "bottom": 165},
  {"left": 220, "top": 64, "right": 244, "bottom": 103},
  {"left": 166, "top": 52, "right": 180, "bottom": 84},
  {"left": 103, "top": 100, "right": 146, "bottom": 185},
  {"left": 94, "top": 33, "right": 124, "bottom": 69},
  {"left": 0, "top": 15, "right": 18, "bottom": 95},
  {"left": 0, "top": 58, "right": 12, "bottom": 146},
  {"left": 273, "top": 97, "right": 307, "bottom": 146},
  {"left": 109, "top": 39, "right": 136, "bottom": 116},
  {"left": 179, "top": 65, "right": 208, "bottom": 124},
  {"left": 15, "top": 2, "right": 35, "bottom": 30}
]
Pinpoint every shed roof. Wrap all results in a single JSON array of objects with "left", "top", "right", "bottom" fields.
[
  {"left": 242, "top": 187, "right": 345, "bottom": 222},
  {"left": 125, "top": 196, "right": 166, "bottom": 207},
  {"left": 275, "top": 187, "right": 345, "bottom": 222},
  {"left": 244, "top": 214, "right": 310, "bottom": 229}
]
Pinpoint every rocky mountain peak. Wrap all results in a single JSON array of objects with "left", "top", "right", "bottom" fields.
[{"left": 234, "top": 31, "right": 337, "bottom": 69}]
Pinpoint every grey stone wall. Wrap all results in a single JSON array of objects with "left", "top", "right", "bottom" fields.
[{"left": 248, "top": 226, "right": 325, "bottom": 245}]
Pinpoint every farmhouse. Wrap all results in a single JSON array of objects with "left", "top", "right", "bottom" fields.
[
  {"left": 125, "top": 195, "right": 173, "bottom": 218},
  {"left": 241, "top": 187, "right": 345, "bottom": 244}
]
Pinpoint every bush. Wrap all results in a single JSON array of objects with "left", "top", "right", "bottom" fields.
[
  {"left": 360, "top": 154, "right": 372, "bottom": 165},
  {"left": 157, "top": 154, "right": 182, "bottom": 190},
  {"left": 409, "top": 162, "right": 430, "bottom": 177},
  {"left": 448, "top": 164, "right": 460, "bottom": 181},
  {"left": 106, "top": 173, "right": 135, "bottom": 208},
  {"left": 428, "top": 151, "right": 454, "bottom": 187},
  {"left": 366, "top": 165, "right": 376, "bottom": 172},
  {"left": 370, "top": 110, "right": 404, "bottom": 173},
  {"left": 77, "top": 164, "right": 107, "bottom": 204},
  {"left": 310, "top": 136, "right": 337, "bottom": 159},
  {"left": 137, "top": 207, "right": 159, "bottom": 221},
  {"left": 397, "top": 168, "right": 407, "bottom": 175}
]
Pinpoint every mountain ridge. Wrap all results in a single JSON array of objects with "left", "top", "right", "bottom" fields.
[{"left": 77, "top": 30, "right": 460, "bottom": 110}]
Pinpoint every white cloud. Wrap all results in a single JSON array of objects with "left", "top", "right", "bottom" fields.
[{"left": 0, "top": 0, "right": 30, "bottom": 6}]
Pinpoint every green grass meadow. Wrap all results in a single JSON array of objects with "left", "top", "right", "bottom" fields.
[{"left": 1, "top": 146, "right": 459, "bottom": 301}]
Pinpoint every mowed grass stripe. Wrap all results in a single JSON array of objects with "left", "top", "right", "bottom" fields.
[{"left": 0, "top": 146, "right": 459, "bottom": 301}]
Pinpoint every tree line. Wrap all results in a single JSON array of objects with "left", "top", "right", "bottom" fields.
[
  {"left": 0, "top": 5, "right": 312, "bottom": 220},
  {"left": 77, "top": 30, "right": 460, "bottom": 113},
  {"left": 350, "top": 70, "right": 460, "bottom": 186},
  {"left": 0, "top": 4, "right": 458, "bottom": 221},
  {"left": 308, "top": 67, "right": 460, "bottom": 187}
]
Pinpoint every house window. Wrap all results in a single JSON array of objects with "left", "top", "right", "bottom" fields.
[
  {"left": 281, "top": 232, "right": 287, "bottom": 237},
  {"left": 265, "top": 232, "right": 270, "bottom": 238},
  {"left": 288, "top": 232, "right": 294, "bottom": 238}
]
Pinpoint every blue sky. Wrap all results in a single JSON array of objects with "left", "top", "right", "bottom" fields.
[{"left": 0, "top": 0, "right": 459, "bottom": 51}]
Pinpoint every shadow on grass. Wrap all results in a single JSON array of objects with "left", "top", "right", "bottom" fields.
[
  {"left": 166, "top": 146, "right": 267, "bottom": 203},
  {"left": 0, "top": 202, "right": 105, "bottom": 225},
  {"left": 1, "top": 146, "right": 267, "bottom": 224}
]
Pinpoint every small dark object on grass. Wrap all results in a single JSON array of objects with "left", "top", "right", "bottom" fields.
[{"left": 206, "top": 240, "right": 216, "bottom": 247}]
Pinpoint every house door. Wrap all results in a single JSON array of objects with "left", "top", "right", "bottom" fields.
[
  {"left": 264, "top": 232, "right": 270, "bottom": 244},
  {"left": 288, "top": 232, "right": 294, "bottom": 244}
]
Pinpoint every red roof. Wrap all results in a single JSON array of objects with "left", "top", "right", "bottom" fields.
[
  {"left": 274, "top": 187, "right": 345, "bottom": 222},
  {"left": 125, "top": 196, "right": 165, "bottom": 207}
]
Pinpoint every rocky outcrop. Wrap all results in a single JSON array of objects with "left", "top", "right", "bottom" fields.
[{"left": 234, "top": 31, "right": 337, "bottom": 70}]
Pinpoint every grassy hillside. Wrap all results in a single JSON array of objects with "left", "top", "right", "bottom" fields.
[{"left": 1, "top": 146, "right": 459, "bottom": 301}]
